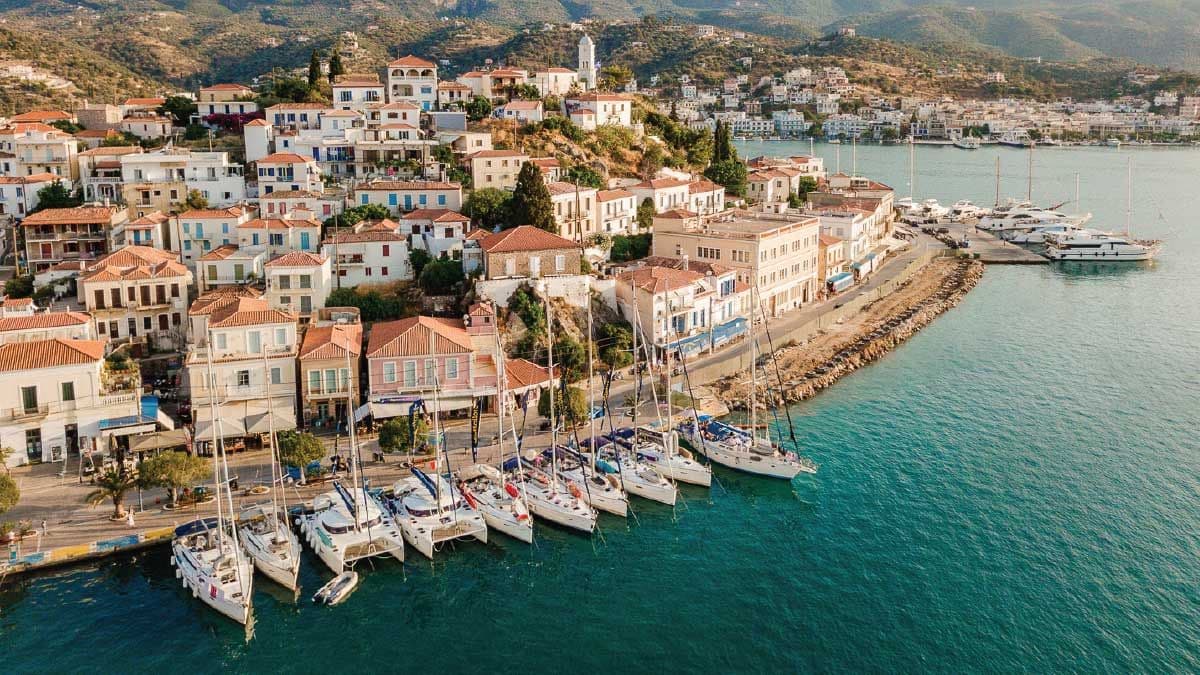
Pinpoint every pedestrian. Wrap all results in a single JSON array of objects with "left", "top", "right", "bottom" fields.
[
  {"left": 41, "top": 520, "right": 47, "bottom": 537},
  {"left": 126, "top": 510, "right": 135, "bottom": 528}
]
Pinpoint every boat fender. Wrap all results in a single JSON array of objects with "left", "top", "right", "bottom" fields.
[
  {"left": 605, "top": 474, "right": 621, "bottom": 489},
  {"left": 568, "top": 481, "right": 583, "bottom": 499},
  {"left": 505, "top": 482, "right": 520, "bottom": 499},
  {"left": 462, "top": 488, "right": 479, "bottom": 510}
]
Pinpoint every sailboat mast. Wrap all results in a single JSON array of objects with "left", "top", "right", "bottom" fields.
[
  {"left": 1027, "top": 143, "right": 1033, "bottom": 202},
  {"left": 1126, "top": 157, "right": 1133, "bottom": 236},
  {"left": 345, "top": 346, "right": 363, "bottom": 529},
  {"left": 586, "top": 299, "right": 596, "bottom": 466},
  {"left": 994, "top": 156, "right": 1001, "bottom": 207},
  {"left": 749, "top": 289, "right": 759, "bottom": 443},
  {"left": 909, "top": 136, "right": 915, "bottom": 199},
  {"left": 851, "top": 135, "right": 857, "bottom": 176},
  {"left": 544, "top": 292, "right": 558, "bottom": 492},
  {"left": 262, "top": 349, "right": 281, "bottom": 538},
  {"left": 203, "top": 330, "right": 224, "bottom": 547},
  {"left": 630, "top": 300, "right": 639, "bottom": 447}
]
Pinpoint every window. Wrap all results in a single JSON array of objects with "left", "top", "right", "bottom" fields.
[
  {"left": 437, "top": 194, "right": 446, "bottom": 206},
  {"left": 143, "top": 316, "right": 152, "bottom": 331},
  {"left": 340, "top": 368, "right": 349, "bottom": 389},
  {"left": 275, "top": 327, "right": 287, "bottom": 345},
  {"left": 236, "top": 370, "right": 250, "bottom": 387},
  {"left": 381, "top": 266, "right": 388, "bottom": 276},
  {"left": 325, "top": 369, "right": 337, "bottom": 392},
  {"left": 300, "top": 296, "right": 312, "bottom": 313},
  {"left": 299, "top": 275, "right": 312, "bottom": 289},
  {"left": 61, "top": 381, "right": 74, "bottom": 402},
  {"left": 383, "top": 361, "right": 397, "bottom": 383},
  {"left": 171, "top": 283, "right": 180, "bottom": 298},
  {"left": 446, "top": 358, "right": 458, "bottom": 379},
  {"left": 280, "top": 295, "right": 291, "bottom": 307},
  {"left": 271, "top": 367, "right": 282, "bottom": 385},
  {"left": 215, "top": 333, "right": 227, "bottom": 350},
  {"left": 309, "top": 370, "right": 322, "bottom": 393},
  {"left": 248, "top": 331, "right": 262, "bottom": 353},
  {"left": 382, "top": 245, "right": 390, "bottom": 256},
  {"left": 555, "top": 255, "right": 565, "bottom": 272},
  {"left": 505, "top": 258, "right": 516, "bottom": 276},
  {"left": 424, "top": 359, "right": 435, "bottom": 384},
  {"left": 403, "top": 360, "right": 416, "bottom": 386},
  {"left": 278, "top": 275, "right": 291, "bottom": 289}
]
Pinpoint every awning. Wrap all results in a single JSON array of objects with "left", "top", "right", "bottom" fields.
[
  {"left": 128, "top": 429, "right": 193, "bottom": 454},
  {"left": 244, "top": 409, "right": 297, "bottom": 435},
  {"left": 98, "top": 415, "right": 158, "bottom": 438},
  {"left": 194, "top": 403, "right": 247, "bottom": 440},
  {"left": 369, "top": 402, "right": 411, "bottom": 420},
  {"left": 666, "top": 331, "right": 709, "bottom": 356},
  {"left": 712, "top": 317, "right": 749, "bottom": 347},
  {"left": 827, "top": 271, "right": 854, "bottom": 291}
]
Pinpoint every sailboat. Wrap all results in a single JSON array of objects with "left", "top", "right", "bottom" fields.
[
  {"left": 171, "top": 335, "right": 253, "bottom": 624},
  {"left": 678, "top": 293, "right": 816, "bottom": 479},
  {"left": 299, "top": 348, "right": 405, "bottom": 573},
  {"left": 388, "top": 386, "right": 487, "bottom": 559},
  {"left": 506, "top": 291, "right": 598, "bottom": 533},
  {"left": 461, "top": 329, "right": 534, "bottom": 543},
  {"left": 238, "top": 352, "right": 301, "bottom": 590}
]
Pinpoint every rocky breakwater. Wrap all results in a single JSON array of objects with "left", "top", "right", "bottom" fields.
[{"left": 720, "top": 258, "right": 985, "bottom": 410}]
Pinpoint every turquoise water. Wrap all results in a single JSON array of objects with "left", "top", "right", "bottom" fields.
[{"left": 4, "top": 144, "right": 1199, "bottom": 672}]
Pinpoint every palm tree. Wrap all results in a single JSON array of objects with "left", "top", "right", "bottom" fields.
[{"left": 85, "top": 468, "right": 138, "bottom": 519}]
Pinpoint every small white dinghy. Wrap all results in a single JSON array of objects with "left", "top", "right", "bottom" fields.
[{"left": 313, "top": 570, "right": 359, "bottom": 606}]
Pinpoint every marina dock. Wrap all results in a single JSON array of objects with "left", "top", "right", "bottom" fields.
[{"left": 965, "top": 229, "right": 1049, "bottom": 264}]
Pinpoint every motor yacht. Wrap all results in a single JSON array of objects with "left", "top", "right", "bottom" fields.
[{"left": 1044, "top": 234, "right": 1160, "bottom": 261}]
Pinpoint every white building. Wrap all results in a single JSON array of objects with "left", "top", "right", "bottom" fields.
[
  {"left": 387, "top": 55, "right": 439, "bottom": 111},
  {"left": 0, "top": 173, "right": 59, "bottom": 219},
  {"left": 331, "top": 74, "right": 385, "bottom": 113},
  {"left": 264, "top": 251, "right": 332, "bottom": 319},
  {"left": 119, "top": 147, "right": 246, "bottom": 211},
  {"left": 255, "top": 152, "right": 322, "bottom": 195},
  {"left": 79, "top": 246, "right": 192, "bottom": 348},
  {"left": 596, "top": 188, "right": 638, "bottom": 235},
  {"left": 174, "top": 205, "right": 255, "bottom": 268},
  {"left": 578, "top": 35, "right": 597, "bottom": 91},
  {"left": 323, "top": 223, "right": 413, "bottom": 287},
  {"left": 354, "top": 179, "right": 463, "bottom": 214},
  {"left": 197, "top": 245, "right": 267, "bottom": 292}
]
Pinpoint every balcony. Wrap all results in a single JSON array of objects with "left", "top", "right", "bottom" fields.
[{"left": 2, "top": 404, "right": 49, "bottom": 421}]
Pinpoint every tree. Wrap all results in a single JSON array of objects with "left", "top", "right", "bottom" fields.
[
  {"left": 553, "top": 334, "right": 587, "bottom": 381},
  {"left": 712, "top": 120, "right": 738, "bottom": 164},
  {"left": 600, "top": 65, "right": 634, "bottom": 91},
  {"left": 327, "top": 48, "right": 345, "bottom": 84},
  {"left": 610, "top": 233, "right": 652, "bottom": 262},
  {"left": 508, "top": 83, "right": 541, "bottom": 101},
  {"left": 51, "top": 120, "right": 84, "bottom": 134},
  {"left": 704, "top": 159, "right": 748, "bottom": 197},
  {"left": 184, "top": 189, "right": 208, "bottom": 210},
  {"left": 598, "top": 322, "right": 634, "bottom": 369},
  {"left": 465, "top": 95, "right": 493, "bottom": 122},
  {"left": 277, "top": 431, "right": 325, "bottom": 469},
  {"left": 184, "top": 123, "right": 207, "bottom": 141},
  {"left": 463, "top": 187, "right": 512, "bottom": 229},
  {"left": 669, "top": 100, "right": 679, "bottom": 122},
  {"left": 787, "top": 191, "right": 804, "bottom": 209},
  {"left": 0, "top": 473, "right": 17, "bottom": 515},
  {"left": 418, "top": 258, "right": 465, "bottom": 295},
  {"left": 308, "top": 50, "right": 322, "bottom": 88},
  {"left": 139, "top": 451, "right": 211, "bottom": 507},
  {"left": 565, "top": 164, "right": 604, "bottom": 189},
  {"left": 407, "top": 248, "right": 432, "bottom": 279},
  {"left": 638, "top": 144, "right": 665, "bottom": 180},
  {"left": 4, "top": 275, "right": 33, "bottom": 299},
  {"left": 323, "top": 203, "right": 392, "bottom": 230},
  {"left": 101, "top": 132, "right": 141, "bottom": 147},
  {"left": 85, "top": 468, "right": 138, "bottom": 519},
  {"left": 509, "top": 162, "right": 557, "bottom": 232},
  {"left": 378, "top": 416, "right": 430, "bottom": 455},
  {"left": 325, "top": 287, "right": 408, "bottom": 321},
  {"left": 160, "top": 95, "right": 198, "bottom": 126},
  {"left": 538, "top": 386, "right": 589, "bottom": 424},
  {"left": 35, "top": 180, "right": 80, "bottom": 211},
  {"left": 0, "top": 446, "right": 12, "bottom": 474},
  {"left": 797, "top": 176, "right": 817, "bottom": 198},
  {"left": 636, "top": 198, "right": 656, "bottom": 231}
]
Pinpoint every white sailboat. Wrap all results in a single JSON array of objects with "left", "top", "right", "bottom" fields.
[
  {"left": 391, "top": 469, "right": 487, "bottom": 559},
  {"left": 238, "top": 352, "right": 301, "bottom": 590},
  {"left": 171, "top": 338, "right": 253, "bottom": 624},
  {"left": 679, "top": 293, "right": 816, "bottom": 480},
  {"left": 461, "top": 331, "right": 534, "bottom": 544},
  {"left": 299, "top": 348, "right": 405, "bottom": 573},
  {"left": 506, "top": 293, "right": 598, "bottom": 533}
]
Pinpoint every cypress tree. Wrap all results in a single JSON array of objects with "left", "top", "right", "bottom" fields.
[
  {"left": 308, "top": 50, "right": 321, "bottom": 88},
  {"left": 328, "top": 48, "right": 345, "bottom": 83},
  {"left": 509, "top": 162, "right": 557, "bottom": 233}
]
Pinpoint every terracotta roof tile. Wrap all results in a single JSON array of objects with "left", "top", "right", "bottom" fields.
[
  {"left": 0, "top": 311, "right": 91, "bottom": 333},
  {"left": 188, "top": 287, "right": 263, "bottom": 316},
  {"left": 208, "top": 297, "right": 295, "bottom": 328},
  {"left": 366, "top": 316, "right": 473, "bottom": 358},
  {"left": 178, "top": 206, "right": 249, "bottom": 219},
  {"left": 0, "top": 338, "right": 105, "bottom": 372},
  {"left": 388, "top": 55, "right": 437, "bottom": 68},
  {"left": 299, "top": 323, "right": 362, "bottom": 359},
  {"left": 597, "top": 188, "right": 634, "bottom": 201},
  {"left": 257, "top": 152, "right": 312, "bottom": 164},
  {"left": 265, "top": 251, "right": 327, "bottom": 268},
  {"left": 400, "top": 208, "right": 469, "bottom": 222},
  {"left": 322, "top": 230, "right": 405, "bottom": 244},
  {"left": 359, "top": 180, "right": 460, "bottom": 191},
  {"left": 23, "top": 206, "right": 122, "bottom": 226},
  {"left": 504, "top": 357, "right": 553, "bottom": 390},
  {"left": 480, "top": 225, "right": 580, "bottom": 253},
  {"left": 198, "top": 244, "right": 242, "bottom": 261},
  {"left": 618, "top": 266, "right": 705, "bottom": 294}
]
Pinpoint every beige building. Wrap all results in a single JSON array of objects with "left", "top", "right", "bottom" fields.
[
  {"left": 297, "top": 308, "right": 362, "bottom": 427},
  {"left": 651, "top": 209, "right": 821, "bottom": 317},
  {"left": 546, "top": 181, "right": 596, "bottom": 241},
  {"left": 21, "top": 205, "right": 127, "bottom": 273},
  {"left": 466, "top": 150, "right": 529, "bottom": 190},
  {"left": 79, "top": 245, "right": 192, "bottom": 347}
]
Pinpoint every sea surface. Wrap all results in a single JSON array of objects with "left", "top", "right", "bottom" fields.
[{"left": 4, "top": 143, "right": 1199, "bottom": 672}]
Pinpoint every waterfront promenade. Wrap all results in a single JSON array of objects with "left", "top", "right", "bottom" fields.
[{"left": 2, "top": 234, "right": 949, "bottom": 578}]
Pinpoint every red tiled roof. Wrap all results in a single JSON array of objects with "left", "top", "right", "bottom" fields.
[
  {"left": 619, "top": 266, "right": 704, "bottom": 294},
  {"left": 23, "top": 206, "right": 121, "bottom": 226},
  {"left": 597, "top": 189, "right": 634, "bottom": 201},
  {"left": 658, "top": 208, "right": 698, "bottom": 219},
  {"left": 504, "top": 100, "right": 542, "bottom": 111},
  {"left": 688, "top": 179, "right": 722, "bottom": 194},
  {"left": 504, "top": 357, "right": 553, "bottom": 390},
  {"left": 244, "top": 119, "right": 270, "bottom": 127},
  {"left": 209, "top": 297, "right": 295, "bottom": 328},
  {"left": 240, "top": 217, "right": 320, "bottom": 229},
  {"left": 0, "top": 173, "right": 57, "bottom": 184},
  {"left": 466, "top": 150, "right": 527, "bottom": 159},
  {"left": 400, "top": 208, "right": 469, "bottom": 222},
  {"left": 188, "top": 287, "right": 263, "bottom": 316},
  {"left": 389, "top": 55, "right": 437, "bottom": 68},
  {"left": 299, "top": 323, "right": 362, "bottom": 359},
  {"left": 199, "top": 244, "right": 242, "bottom": 261},
  {"left": 480, "top": 225, "right": 580, "bottom": 253},
  {"left": 333, "top": 74, "right": 381, "bottom": 85},
  {"left": 81, "top": 245, "right": 189, "bottom": 282},
  {"left": 545, "top": 181, "right": 595, "bottom": 196},
  {"left": 322, "top": 230, "right": 405, "bottom": 244},
  {"left": 359, "top": 180, "right": 459, "bottom": 191},
  {"left": 11, "top": 110, "right": 72, "bottom": 123},
  {"left": 265, "top": 251, "right": 327, "bottom": 268},
  {"left": 633, "top": 177, "right": 691, "bottom": 190},
  {"left": 818, "top": 233, "right": 843, "bottom": 246},
  {"left": 464, "top": 228, "right": 491, "bottom": 241},
  {"left": 0, "top": 310, "right": 91, "bottom": 333},
  {"left": 367, "top": 316, "right": 473, "bottom": 358},
  {"left": 0, "top": 338, "right": 105, "bottom": 372},
  {"left": 529, "top": 157, "right": 560, "bottom": 168},
  {"left": 178, "top": 206, "right": 248, "bottom": 219},
  {"left": 257, "top": 152, "right": 311, "bottom": 164},
  {"left": 79, "top": 145, "right": 142, "bottom": 157},
  {"left": 201, "top": 83, "right": 253, "bottom": 92},
  {"left": 0, "top": 297, "right": 33, "bottom": 308},
  {"left": 356, "top": 218, "right": 400, "bottom": 232}
]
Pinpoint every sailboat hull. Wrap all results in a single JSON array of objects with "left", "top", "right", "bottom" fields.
[
  {"left": 240, "top": 527, "right": 301, "bottom": 590},
  {"left": 478, "top": 505, "right": 534, "bottom": 543},
  {"left": 171, "top": 541, "right": 253, "bottom": 625}
]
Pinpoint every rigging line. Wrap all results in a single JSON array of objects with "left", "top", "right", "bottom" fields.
[
  {"left": 676, "top": 342, "right": 727, "bottom": 496},
  {"left": 755, "top": 289, "right": 802, "bottom": 452}
]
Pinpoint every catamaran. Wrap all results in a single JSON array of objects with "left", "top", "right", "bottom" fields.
[
  {"left": 299, "top": 347, "right": 405, "bottom": 572},
  {"left": 390, "top": 468, "right": 487, "bottom": 559},
  {"left": 171, "top": 338, "right": 253, "bottom": 624},
  {"left": 238, "top": 353, "right": 301, "bottom": 590}
]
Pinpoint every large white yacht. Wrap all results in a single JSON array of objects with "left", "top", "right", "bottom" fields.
[
  {"left": 1044, "top": 234, "right": 1160, "bottom": 261},
  {"left": 953, "top": 136, "right": 981, "bottom": 150},
  {"left": 950, "top": 200, "right": 984, "bottom": 220},
  {"left": 389, "top": 470, "right": 487, "bottom": 559},
  {"left": 508, "top": 460, "right": 597, "bottom": 533},
  {"left": 589, "top": 442, "right": 677, "bottom": 506},
  {"left": 979, "top": 206, "right": 1090, "bottom": 233},
  {"left": 614, "top": 426, "right": 712, "bottom": 487},
  {"left": 1007, "top": 225, "right": 1104, "bottom": 244}
]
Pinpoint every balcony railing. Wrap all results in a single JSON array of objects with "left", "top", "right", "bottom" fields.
[{"left": 3, "top": 404, "right": 49, "bottom": 421}]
